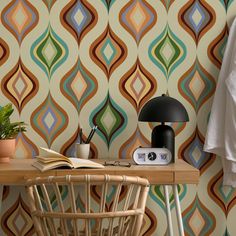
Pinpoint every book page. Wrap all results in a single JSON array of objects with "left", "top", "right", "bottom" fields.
[
  {"left": 69, "top": 158, "right": 104, "bottom": 169},
  {"left": 37, "top": 156, "right": 72, "bottom": 164},
  {"left": 39, "top": 147, "right": 67, "bottom": 159},
  {"left": 32, "top": 160, "right": 73, "bottom": 172}
]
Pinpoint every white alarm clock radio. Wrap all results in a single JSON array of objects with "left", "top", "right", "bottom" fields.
[{"left": 133, "top": 147, "right": 172, "bottom": 165}]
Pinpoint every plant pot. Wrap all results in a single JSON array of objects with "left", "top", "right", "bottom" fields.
[{"left": 0, "top": 139, "right": 16, "bottom": 163}]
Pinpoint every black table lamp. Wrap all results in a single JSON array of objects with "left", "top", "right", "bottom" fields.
[{"left": 138, "top": 94, "right": 189, "bottom": 161}]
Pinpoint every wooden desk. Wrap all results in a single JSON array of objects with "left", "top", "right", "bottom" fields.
[{"left": 0, "top": 159, "right": 199, "bottom": 236}]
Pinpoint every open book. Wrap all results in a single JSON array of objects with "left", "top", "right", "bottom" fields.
[{"left": 32, "top": 147, "right": 104, "bottom": 172}]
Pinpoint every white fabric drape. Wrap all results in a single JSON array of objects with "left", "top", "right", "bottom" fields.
[{"left": 204, "top": 18, "right": 236, "bottom": 187}]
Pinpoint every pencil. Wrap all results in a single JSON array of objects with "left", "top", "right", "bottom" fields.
[
  {"left": 79, "top": 128, "right": 83, "bottom": 144},
  {"left": 86, "top": 126, "right": 97, "bottom": 143}
]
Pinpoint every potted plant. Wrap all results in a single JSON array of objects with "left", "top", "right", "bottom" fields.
[{"left": 0, "top": 104, "right": 26, "bottom": 163}]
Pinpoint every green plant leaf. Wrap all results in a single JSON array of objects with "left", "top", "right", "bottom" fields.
[{"left": 0, "top": 104, "right": 27, "bottom": 139}]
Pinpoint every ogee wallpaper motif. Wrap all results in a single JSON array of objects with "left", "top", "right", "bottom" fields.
[{"left": 0, "top": 0, "right": 236, "bottom": 235}]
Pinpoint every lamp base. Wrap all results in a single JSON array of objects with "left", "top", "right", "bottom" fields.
[{"left": 151, "top": 124, "right": 175, "bottom": 162}]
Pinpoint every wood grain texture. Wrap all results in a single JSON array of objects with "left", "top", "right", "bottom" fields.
[{"left": 0, "top": 159, "right": 199, "bottom": 185}]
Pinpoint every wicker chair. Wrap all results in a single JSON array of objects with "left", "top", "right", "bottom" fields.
[{"left": 26, "top": 175, "right": 150, "bottom": 236}]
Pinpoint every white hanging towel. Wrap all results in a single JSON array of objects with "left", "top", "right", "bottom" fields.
[{"left": 204, "top": 17, "right": 236, "bottom": 187}]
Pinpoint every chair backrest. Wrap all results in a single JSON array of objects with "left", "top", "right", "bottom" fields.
[{"left": 26, "top": 175, "right": 150, "bottom": 236}]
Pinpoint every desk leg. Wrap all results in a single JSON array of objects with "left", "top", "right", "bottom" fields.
[
  {"left": 173, "top": 184, "right": 185, "bottom": 236},
  {"left": 0, "top": 185, "right": 3, "bottom": 219},
  {"left": 164, "top": 185, "right": 173, "bottom": 236}
]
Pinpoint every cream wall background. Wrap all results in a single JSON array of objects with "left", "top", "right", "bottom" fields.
[{"left": 1, "top": 0, "right": 236, "bottom": 235}]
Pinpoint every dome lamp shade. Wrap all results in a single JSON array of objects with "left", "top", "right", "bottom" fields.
[{"left": 138, "top": 94, "right": 189, "bottom": 123}]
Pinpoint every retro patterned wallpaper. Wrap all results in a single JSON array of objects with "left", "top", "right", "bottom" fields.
[{"left": 1, "top": 0, "right": 236, "bottom": 235}]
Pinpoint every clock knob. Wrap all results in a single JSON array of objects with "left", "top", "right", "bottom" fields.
[{"left": 148, "top": 152, "right": 157, "bottom": 161}]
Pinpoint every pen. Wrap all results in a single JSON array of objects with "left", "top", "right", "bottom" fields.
[
  {"left": 79, "top": 128, "right": 83, "bottom": 144},
  {"left": 86, "top": 126, "right": 97, "bottom": 143}
]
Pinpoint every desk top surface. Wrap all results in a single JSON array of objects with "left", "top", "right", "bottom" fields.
[{"left": 0, "top": 159, "right": 199, "bottom": 185}]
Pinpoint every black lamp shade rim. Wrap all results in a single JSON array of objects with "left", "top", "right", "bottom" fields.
[{"left": 138, "top": 96, "right": 189, "bottom": 122}]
